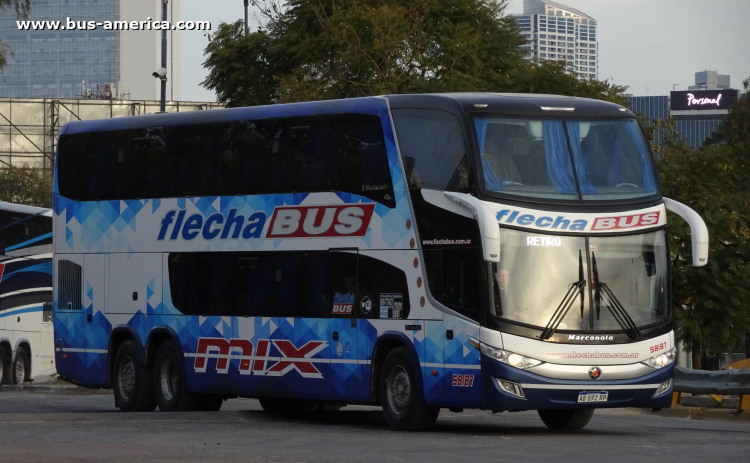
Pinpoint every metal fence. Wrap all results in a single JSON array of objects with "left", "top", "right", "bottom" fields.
[{"left": 0, "top": 98, "right": 225, "bottom": 174}]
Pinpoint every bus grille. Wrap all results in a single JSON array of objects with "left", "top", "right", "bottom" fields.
[{"left": 57, "top": 259, "right": 82, "bottom": 311}]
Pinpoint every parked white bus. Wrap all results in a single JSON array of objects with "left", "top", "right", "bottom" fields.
[
  {"left": 52, "top": 94, "right": 707, "bottom": 430},
  {"left": 0, "top": 201, "right": 55, "bottom": 387}
]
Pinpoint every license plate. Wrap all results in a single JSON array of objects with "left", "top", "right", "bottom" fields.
[{"left": 578, "top": 391, "right": 608, "bottom": 403}]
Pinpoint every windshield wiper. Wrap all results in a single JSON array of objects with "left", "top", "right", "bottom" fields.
[
  {"left": 540, "top": 250, "right": 586, "bottom": 340},
  {"left": 592, "top": 253, "right": 642, "bottom": 340}
]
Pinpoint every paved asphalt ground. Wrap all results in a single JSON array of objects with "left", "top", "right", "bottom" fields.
[{"left": 0, "top": 392, "right": 748, "bottom": 463}]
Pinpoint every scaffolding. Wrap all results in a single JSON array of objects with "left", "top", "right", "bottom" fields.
[{"left": 0, "top": 98, "right": 225, "bottom": 174}]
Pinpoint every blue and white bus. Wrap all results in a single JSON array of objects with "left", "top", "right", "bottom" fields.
[
  {"left": 52, "top": 94, "right": 707, "bottom": 430},
  {"left": 0, "top": 201, "right": 54, "bottom": 387}
]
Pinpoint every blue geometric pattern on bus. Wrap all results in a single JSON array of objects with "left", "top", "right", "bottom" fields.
[
  {"left": 53, "top": 98, "right": 416, "bottom": 255},
  {"left": 53, "top": 97, "right": 426, "bottom": 401}
]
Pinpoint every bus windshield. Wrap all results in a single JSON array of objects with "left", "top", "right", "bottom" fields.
[
  {"left": 474, "top": 117, "right": 659, "bottom": 201},
  {"left": 490, "top": 229, "right": 669, "bottom": 332}
]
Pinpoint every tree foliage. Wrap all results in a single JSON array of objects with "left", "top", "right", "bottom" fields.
[
  {"left": 0, "top": 166, "right": 52, "bottom": 208},
  {"left": 0, "top": 0, "right": 30, "bottom": 70},
  {"left": 657, "top": 81, "right": 750, "bottom": 366},
  {"left": 202, "top": 0, "right": 627, "bottom": 106},
  {"left": 705, "top": 76, "right": 750, "bottom": 147}
]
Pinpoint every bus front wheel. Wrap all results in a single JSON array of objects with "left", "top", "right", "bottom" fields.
[
  {"left": 153, "top": 340, "right": 197, "bottom": 412},
  {"left": 113, "top": 340, "right": 157, "bottom": 412},
  {"left": 379, "top": 347, "right": 439, "bottom": 431},
  {"left": 538, "top": 409, "right": 594, "bottom": 430}
]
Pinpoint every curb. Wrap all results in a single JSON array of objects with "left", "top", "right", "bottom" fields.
[
  {"left": 637, "top": 406, "right": 750, "bottom": 423},
  {"left": 0, "top": 384, "right": 111, "bottom": 396}
]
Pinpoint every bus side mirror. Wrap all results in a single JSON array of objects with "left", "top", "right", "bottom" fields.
[
  {"left": 663, "top": 197, "right": 709, "bottom": 267},
  {"left": 444, "top": 192, "right": 500, "bottom": 263}
]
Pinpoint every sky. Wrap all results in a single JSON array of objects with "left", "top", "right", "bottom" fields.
[{"left": 180, "top": 0, "right": 750, "bottom": 102}]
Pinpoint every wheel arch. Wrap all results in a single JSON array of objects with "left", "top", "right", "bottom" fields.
[
  {"left": 107, "top": 326, "right": 143, "bottom": 386},
  {"left": 145, "top": 326, "right": 184, "bottom": 366},
  {"left": 371, "top": 331, "right": 424, "bottom": 405}
]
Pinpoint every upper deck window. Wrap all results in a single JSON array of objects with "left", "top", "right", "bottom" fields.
[
  {"left": 57, "top": 113, "right": 395, "bottom": 207},
  {"left": 392, "top": 109, "right": 470, "bottom": 193},
  {"left": 474, "top": 117, "right": 658, "bottom": 202}
]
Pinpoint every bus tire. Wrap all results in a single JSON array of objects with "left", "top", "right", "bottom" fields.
[
  {"left": 12, "top": 346, "right": 30, "bottom": 385},
  {"left": 153, "top": 340, "right": 197, "bottom": 412},
  {"left": 380, "top": 347, "right": 439, "bottom": 431},
  {"left": 198, "top": 394, "right": 224, "bottom": 412},
  {"left": 538, "top": 409, "right": 595, "bottom": 430},
  {"left": 113, "top": 340, "right": 157, "bottom": 412},
  {"left": 0, "top": 345, "right": 6, "bottom": 388}
]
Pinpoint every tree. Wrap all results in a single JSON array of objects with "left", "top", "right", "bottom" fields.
[
  {"left": 0, "top": 166, "right": 53, "bottom": 208},
  {"left": 507, "top": 60, "right": 629, "bottom": 106},
  {"left": 705, "top": 76, "right": 750, "bottom": 147},
  {"left": 659, "top": 142, "right": 750, "bottom": 368},
  {"left": 202, "top": 0, "right": 628, "bottom": 106},
  {"left": 0, "top": 0, "right": 30, "bottom": 70}
]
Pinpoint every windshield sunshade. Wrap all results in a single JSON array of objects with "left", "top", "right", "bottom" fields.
[{"left": 474, "top": 117, "right": 659, "bottom": 201}]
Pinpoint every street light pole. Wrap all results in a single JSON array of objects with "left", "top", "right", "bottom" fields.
[
  {"left": 244, "top": 0, "right": 249, "bottom": 36},
  {"left": 160, "top": 0, "right": 168, "bottom": 112}
]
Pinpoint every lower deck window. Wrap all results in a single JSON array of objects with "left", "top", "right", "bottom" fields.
[{"left": 168, "top": 251, "right": 409, "bottom": 319}]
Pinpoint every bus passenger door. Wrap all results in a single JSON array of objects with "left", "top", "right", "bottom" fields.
[
  {"left": 328, "top": 249, "right": 360, "bottom": 401},
  {"left": 443, "top": 317, "right": 481, "bottom": 409}
]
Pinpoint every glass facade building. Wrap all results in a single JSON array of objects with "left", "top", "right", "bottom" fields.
[
  {"left": 0, "top": 0, "right": 121, "bottom": 98},
  {"left": 628, "top": 91, "right": 739, "bottom": 150},
  {"left": 512, "top": 0, "right": 598, "bottom": 80}
]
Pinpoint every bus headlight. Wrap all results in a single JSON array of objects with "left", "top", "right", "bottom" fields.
[
  {"left": 480, "top": 343, "right": 543, "bottom": 369},
  {"left": 641, "top": 347, "right": 676, "bottom": 369}
]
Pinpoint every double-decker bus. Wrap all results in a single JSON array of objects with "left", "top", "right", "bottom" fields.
[
  {"left": 53, "top": 94, "right": 707, "bottom": 430},
  {"left": 0, "top": 201, "right": 54, "bottom": 387}
]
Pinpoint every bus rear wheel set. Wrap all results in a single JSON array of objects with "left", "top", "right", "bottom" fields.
[
  {"left": 0, "top": 346, "right": 32, "bottom": 388},
  {"left": 113, "top": 340, "right": 224, "bottom": 413}
]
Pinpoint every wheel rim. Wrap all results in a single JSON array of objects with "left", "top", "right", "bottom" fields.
[
  {"left": 14, "top": 356, "right": 26, "bottom": 384},
  {"left": 160, "top": 356, "right": 178, "bottom": 402},
  {"left": 118, "top": 357, "right": 136, "bottom": 401},
  {"left": 386, "top": 365, "right": 411, "bottom": 415}
]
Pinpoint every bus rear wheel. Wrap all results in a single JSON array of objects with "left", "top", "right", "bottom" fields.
[
  {"left": 379, "top": 347, "right": 439, "bottom": 431},
  {"left": 113, "top": 340, "right": 157, "bottom": 412},
  {"left": 12, "top": 346, "right": 30, "bottom": 385},
  {"left": 538, "top": 409, "right": 595, "bottom": 430},
  {"left": 153, "top": 340, "right": 197, "bottom": 412}
]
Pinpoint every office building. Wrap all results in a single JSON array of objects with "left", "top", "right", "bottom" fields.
[
  {"left": 628, "top": 72, "right": 740, "bottom": 150},
  {"left": 688, "top": 70, "right": 730, "bottom": 91},
  {"left": 0, "top": 0, "right": 181, "bottom": 100},
  {"left": 513, "top": 0, "right": 598, "bottom": 79}
]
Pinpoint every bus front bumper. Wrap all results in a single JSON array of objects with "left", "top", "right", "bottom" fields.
[{"left": 481, "top": 356, "right": 675, "bottom": 411}]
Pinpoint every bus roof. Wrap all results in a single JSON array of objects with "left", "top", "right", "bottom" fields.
[
  {"left": 385, "top": 93, "right": 632, "bottom": 118},
  {"left": 58, "top": 93, "right": 633, "bottom": 136},
  {"left": 0, "top": 201, "right": 52, "bottom": 217}
]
